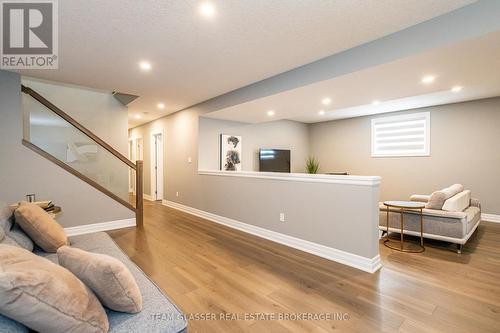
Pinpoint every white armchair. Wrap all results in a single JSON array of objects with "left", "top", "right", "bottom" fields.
[{"left": 380, "top": 184, "right": 481, "bottom": 253}]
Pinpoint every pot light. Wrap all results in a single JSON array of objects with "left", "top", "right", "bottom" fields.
[
  {"left": 322, "top": 98, "right": 331, "bottom": 105},
  {"left": 372, "top": 100, "right": 380, "bottom": 105},
  {"left": 157, "top": 103, "right": 165, "bottom": 109},
  {"left": 139, "top": 61, "right": 151, "bottom": 71},
  {"left": 199, "top": 2, "right": 216, "bottom": 18},
  {"left": 421, "top": 75, "right": 435, "bottom": 84},
  {"left": 451, "top": 86, "right": 463, "bottom": 93},
  {"left": 318, "top": 110, "right": 325, "bottom": 115},
  {"left": 134, "top": 114, "right": 141, "bottom": 119},
  {"left": 267, "top": 110, "right": 275, "bottom": 116}
]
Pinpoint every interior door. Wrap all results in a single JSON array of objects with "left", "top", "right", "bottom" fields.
[
  {"left": 152, "top": 133, "right": 163, "bottom": 201},
  {"left": 128, "top": 139, "right": 135, "bottom": 193}
]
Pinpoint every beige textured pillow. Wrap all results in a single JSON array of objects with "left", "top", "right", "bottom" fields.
[
  {"left": 14, "top": 202, "right": 67, "bottom": 252},
  {"left": 0, "top": 244, "right": 109, "bottom": 333},
  {"left": 426, "top": 190, "right": 448, "bottom": 209},
  {"left": 425, "top": 184, "right": 464, "bottom": 210},
  {"left": 58, "top": 246, "right": 143, "bottom": 313}
]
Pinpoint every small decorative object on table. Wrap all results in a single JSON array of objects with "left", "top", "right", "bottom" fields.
[
  {"left": 383, "top": 201, "right": 425, "bottom": 253},
  {"left": 10, "top": 200, "right": 62, "bottom": 219}
]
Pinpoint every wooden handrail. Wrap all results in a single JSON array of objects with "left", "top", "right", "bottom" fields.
[{"left": 21, "top": 85, "right": 136, "bottom": 170}]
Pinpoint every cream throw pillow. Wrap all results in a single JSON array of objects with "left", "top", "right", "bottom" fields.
[
  {"left": 0, "top": 244, "right": 109, "bottom": 333},
  {"left": 442, "top": 190, "right": 471, "bottom": 212},
  {"left": 14, "top": 202, "right": 67, "bottom": 252},
  {"left": 57, "top": 246, "right": 143, "bottom": 313},
  {"left": 426, "top": 184, "right": 464, "bottom": 210}
]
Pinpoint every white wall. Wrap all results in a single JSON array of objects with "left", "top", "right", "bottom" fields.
[{"left": 198, "top": 118, "right": 310, "bottom": 173}]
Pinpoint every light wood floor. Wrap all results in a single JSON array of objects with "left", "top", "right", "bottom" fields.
[{"left": 109, "top": 199, "right": 500, "bottom": 332}]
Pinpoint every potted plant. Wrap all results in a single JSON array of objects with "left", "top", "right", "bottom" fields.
[{"left": 305, "top": 156, "right": 320, "bottom": 174}]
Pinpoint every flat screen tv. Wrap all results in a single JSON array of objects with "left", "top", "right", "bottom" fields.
[{"left": 259, "top": 149, "right": 291, "bottom": 173}]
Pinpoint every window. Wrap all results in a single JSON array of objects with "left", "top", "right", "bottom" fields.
[{"left": 371, "top": 112, "right": 430, "bottom": 157}]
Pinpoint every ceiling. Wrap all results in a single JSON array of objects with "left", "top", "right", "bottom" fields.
[
  {"left": 204, "top": 31, "right": 500, "bottom": 123},
  {"left": 13, "top": 0, "right": 475, "bottom": 128}
]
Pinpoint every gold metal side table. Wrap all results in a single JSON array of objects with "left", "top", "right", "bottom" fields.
[{"left": 383, "top": 201, "right": 425, "bottom": 253}]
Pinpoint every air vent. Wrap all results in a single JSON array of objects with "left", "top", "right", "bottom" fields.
[{"left": 112, "top": 92, "right": 139, "bottom": 106}]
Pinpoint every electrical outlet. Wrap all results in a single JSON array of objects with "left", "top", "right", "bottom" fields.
[
  {"left": 176, "top": 191, "right": 179, "bottom": 197},
  {"left": 279, "top": 213, "right": 285, "bottom": 222},
  {"left": 188, "top": 157, "right": 192, "bottom": 163}
]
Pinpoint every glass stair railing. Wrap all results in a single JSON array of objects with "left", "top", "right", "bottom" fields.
[{"left": 21, "top": 85, "right": 143, "bottom": 226}]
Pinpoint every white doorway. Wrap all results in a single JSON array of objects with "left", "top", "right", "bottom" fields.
[
  {"left": 128, "top": 137, "right": 143, "bottom": 195},
  {"left": 135, "top": 138, "right": 143, "bottom": 161},
  {"left": 150, "top": 130, "right": 164, "bottom": 201},
  {"left": 128, "top": 139, "right": 134, "bottom": 193}
]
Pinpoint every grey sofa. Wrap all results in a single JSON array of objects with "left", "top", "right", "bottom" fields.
[
  {"left": 379, "top": 188, "right": 481, "bottom": 253},
  {"left": 0, "top": 231, "right": 187, "bottom": 333}
]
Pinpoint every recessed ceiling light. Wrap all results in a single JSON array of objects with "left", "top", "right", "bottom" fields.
[
  {"left": 199, "top": 2, "right": 216, "bottom": 18},
  {"left": 157, "top": 103, "right": 165, "bottom": 109},
  {"left": 134, "top": 114, "right": 141, "bottom": 119},
  {"left": 421, "top": 75, "right": 435, "bottom": 84},
  {"left": 372, "top": 100, "right": 380, "bottom": 105},
  {"left": 139, "top": 61, "right": 151, "bottom": 71},
  {"left": 322, "top": 98, "right": 331, "bottom": 105},
  {"left": 267, "top": 110, "right": 275, "bottom": 116},
  {"left": 318, "top": 110, "right": 325, "bottom": 115},
  {"left": 451, "top": 86, "right": 463, "bottom": 93}
]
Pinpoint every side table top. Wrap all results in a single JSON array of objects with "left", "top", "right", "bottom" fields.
[{"left": 384, "top": 201, "right": 425, "bottom": 209}]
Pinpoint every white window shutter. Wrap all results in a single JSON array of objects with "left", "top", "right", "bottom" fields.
[{"left": 371, "top": 112, "right": 430, "bottom": 157}]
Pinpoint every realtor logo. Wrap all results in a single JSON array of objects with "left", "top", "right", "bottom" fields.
[{"left": 1, "top": 0, "right": 58, "bottom": 69}]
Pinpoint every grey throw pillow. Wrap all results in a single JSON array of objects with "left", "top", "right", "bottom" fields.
[{"left": 0, "top": 202, "right": 34, "bottom": 251}]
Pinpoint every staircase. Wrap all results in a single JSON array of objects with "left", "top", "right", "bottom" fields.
[{"left": 21, "top": 85, "right": 143, "bottom": 226}]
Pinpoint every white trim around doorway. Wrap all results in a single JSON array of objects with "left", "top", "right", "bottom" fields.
[{"left": 150, "top": 128, "right": 164, "bottom": 201}]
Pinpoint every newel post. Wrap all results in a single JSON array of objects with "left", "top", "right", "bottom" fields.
[{"left": 135, "top": 160, "right": 144, "bottom": 227}]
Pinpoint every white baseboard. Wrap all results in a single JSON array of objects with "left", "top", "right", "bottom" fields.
[
  {"left": 143, "top": 194, "right": 153, "bottom": 201},
  {"left": 64, "top": 218, "right": 136, "bottom": 236},
  {"left": 162, "top": 200, "right": 381, "bottom": 273},
  {"left": 482, "top": 213, "right": 500, "bottom": 223}
]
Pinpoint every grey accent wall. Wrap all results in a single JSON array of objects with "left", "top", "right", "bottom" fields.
[
  {"left": 309, "top": 97, "right": 500, "bottom": 215},
  {"left": 198, "top": 118, "right": 309, "bottom": 173},
  {"left": 198, "top": 175, "right": 380, "bottom": 259},
  {"left": 0, "top": 70, "right": 134, "bottom": 227}
]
